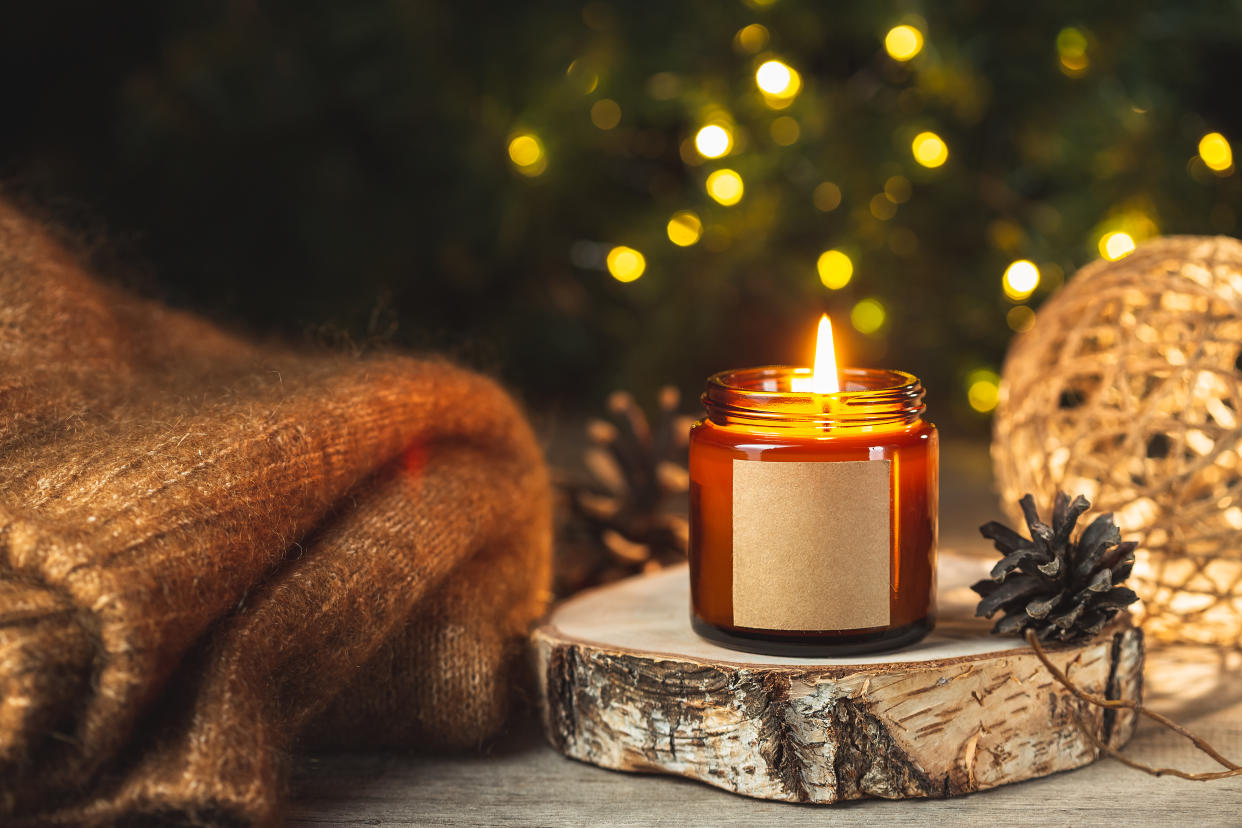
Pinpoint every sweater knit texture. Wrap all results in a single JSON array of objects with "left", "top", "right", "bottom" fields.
[{"left": 0, "top": 201, "right": 552, "bottom": 825}]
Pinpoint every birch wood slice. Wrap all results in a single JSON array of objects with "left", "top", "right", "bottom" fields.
[{"left": 533, "top": 553, "right": 1144, "bottom": 804}]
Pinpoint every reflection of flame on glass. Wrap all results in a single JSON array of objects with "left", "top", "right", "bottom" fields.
[{"left": 791, "top": 314, "right": 840, "bottom": 394}]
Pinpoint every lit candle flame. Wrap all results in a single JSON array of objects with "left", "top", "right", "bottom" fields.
[{"left": 791, "top": 314, "right": 841, "bottom": 394}]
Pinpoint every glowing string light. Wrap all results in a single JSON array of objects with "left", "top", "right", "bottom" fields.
[
  {"left": 590, "top": 99, "right": 621, "bottom": 130},
  {"left": 756, "top": 60, "right": 793, "bottom": 95},
  {"left": 666, "top": 211, "right": 703, "bottom": 246},
  {"left": 1056, "top": 27, "right": 1089, "bottom": 75},
  {"left": 816, "top": 249, "right": 853, "bottom": 290},
  {"left": 884, "top": 175, "right": 912, "bottom": 204},
  {"left": 851, "top": 298, "right": 886, "bottom": 334},
  {"left": 755, "top": 59, "right": 801, "bottom": 107},
  {"left": 606, "top": 246, "right": 646, "bottom": 282},
  {"left": 1099, "top": 231, "right": 1136, "bottom": 261},
  {"left": 1002, "top": 260, "right": 1040, "bottom": 301},
  {"left": 507, "top": 134, "right": 546, "bottom": 176},
  {"left": 813, "top": 182, "right": 842, "bottom": 212},
  {"left": 770, "top": 116, "right": 800, "bottom": 146},
  {"left": 869, "top": 194, "right": 897, "bottom": 220},
  {"left": 734, "top": 24, "right": 769, "bottom": 54},
  {"left": 967, "top": 369, "right": 1001, "bottom": 413},
  {"left": 912, "top": 131, "right": 949, "bottom": 168},
  {"left": 885, "top": 25, "right": 924, "bottom": 61},
  {"left": 706, "top": 169, "right": 744, "bottom": 205},
  {"left": 1007, "top": 305, "right": 1036, "bottom": 333},
  {"left": 1199, "top": 132, "right": 1233, "bottom": 173},
  {"left": 694, "top": 125, "right": 732, "bottom": 159}
]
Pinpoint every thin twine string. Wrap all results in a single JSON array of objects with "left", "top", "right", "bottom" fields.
[{"left": 1025, "top": 629, "right": 1242, "bottom": 780}]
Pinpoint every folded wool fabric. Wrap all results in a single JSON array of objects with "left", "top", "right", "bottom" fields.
[{"left": 0, "top": 201, "right": 552, "bottom": 825}]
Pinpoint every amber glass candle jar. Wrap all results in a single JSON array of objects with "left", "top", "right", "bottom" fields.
[{"left": 689, "top": 366, "right": 938, "bottom": 656}]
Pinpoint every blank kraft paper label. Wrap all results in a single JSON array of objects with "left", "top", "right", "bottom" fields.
[{"left": 732, "top": 458, "right": 892, "bottom": 631}]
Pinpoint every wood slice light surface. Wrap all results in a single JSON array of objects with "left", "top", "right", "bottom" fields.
[{"left": 533, "top": 554, "right": 1144, "bottom": 804}]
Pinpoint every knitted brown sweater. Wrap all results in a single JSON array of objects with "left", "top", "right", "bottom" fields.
[{"left": 0, "top": 201, "right": 552, "bottom": 825}]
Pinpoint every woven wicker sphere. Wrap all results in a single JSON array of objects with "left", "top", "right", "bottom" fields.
[{"left": 993, "top": 236, "right": 1242, "bottom": 645}]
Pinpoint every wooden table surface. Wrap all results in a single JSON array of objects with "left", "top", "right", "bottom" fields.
[{"left": 289, "top": 442, "right": 1242, "bottom": 826}]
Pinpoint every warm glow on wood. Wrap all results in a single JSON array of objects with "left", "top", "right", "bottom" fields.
[{"left": 791, "top": 314, "right": 840, "bottom": 394}]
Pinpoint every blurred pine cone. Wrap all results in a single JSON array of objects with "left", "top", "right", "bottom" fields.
[{"left": 557, "top": 387, "right": 693, "bottom": 595}]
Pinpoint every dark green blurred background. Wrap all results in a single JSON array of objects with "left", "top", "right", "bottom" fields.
[{"left": 3, "top": 1, "right": 1240, "bottom": 435}]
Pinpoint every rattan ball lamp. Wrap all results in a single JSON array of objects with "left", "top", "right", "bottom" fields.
[{"left": 993, "top": 236, "right": 1242, "bottom": 645}]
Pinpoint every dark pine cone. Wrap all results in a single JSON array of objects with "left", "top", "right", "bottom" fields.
[{"left": 972, "top": 492, "right": 1139, "bottom": 643}]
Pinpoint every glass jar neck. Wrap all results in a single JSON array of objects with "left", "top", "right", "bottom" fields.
[{"left": 703, "top": 366, "right": 926, "bottom": 430}]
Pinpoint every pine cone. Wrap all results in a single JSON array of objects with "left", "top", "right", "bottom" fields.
[
  {"left": 972, "top": 492, "right": 1139, "bottom": 642},
  {"left": 556, "top": 387, "right": 692, "bottom": 594}
]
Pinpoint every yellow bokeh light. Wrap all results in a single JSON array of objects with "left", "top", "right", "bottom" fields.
[
  {"left": 606, "top": 246, "right": 646, "bottom": 282},
  {"left": 884, "top": 175, "right": 912, "bottom": 204},
  {"left": 756, "top": 60, "right": 793, "bottom": 95},
  {"left": 1007, "top": 305, "right": 1036, "bottom": 333},
  {"left": 869, "top": 193, "right": 896, "bottom": 220},
  {"left": 817, "top": 250, "right": 853, "bottom": 290},
  {"left": 912, "top": 131, "right": 949, "bottom": 168},
  {"left": 508, "top": 135, "right": 541, "bottom": 166},
  {"left": 694, "top": 124, "right": 732, "bottom": 159},
  {"left": 590, "top": 99, "right": 622, "bottom": 130},
  {"left": 566, "top": 60, "right": 600, "bottom": 94},
  {"left": 1056, "top": 27, "right": 1089, "bottom": 76},
  {"left": 1002, "top": 259, "right": 1040, "bottom": 301},
  {"left": 770, "top": 116, "right": 800, "bottom": 145},
  {"left": 507, "top": 134, "right": 545, "bottom": 176},
  {"left": 885, "top": 25, "right": 924, "bottom": 61},
  {"left": 706, "top": 169, "right": 744, "bottom": 206},
  {"left": 813, "top": 181, "right": 842, "bottom": 212},
  {"left": 1099, "top": 231, "right": 1136, "bottom": 261},
  {"left": 1199, "top": 132, "right": 1233, "bottom": 173},
  {"left": 1059, "top": 52, "right": 1089, "bottom": 75},
  {"left": 967, "top": 369, "right": 1001, "bottom": 413},
  {"left": 1057, "top": 27, "right": 1087, "bottom": 57},
  {"left": 851, "top": 298, "right": 886, "bottom": 334},
  {"left": 735, "top": 23, "right": 769, "bottom": 54},
  {"left": 666, "top": 211, "right": 703, "bottom": 247},
  {"left": 755, "top": 60, "right": 801, "bottom": 107}
]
